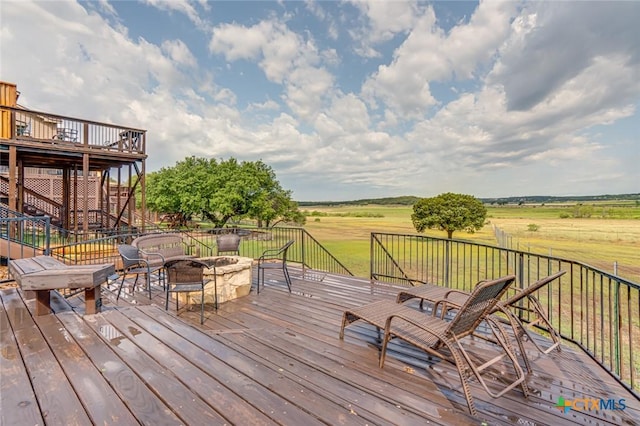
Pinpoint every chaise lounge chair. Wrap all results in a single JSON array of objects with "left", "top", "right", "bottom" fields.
[
  {"left": 340, "top": 275, "right": 528, "bottom": 416},
  {"left": 396, "top": 271, "right": 567, "bottom": 360}
]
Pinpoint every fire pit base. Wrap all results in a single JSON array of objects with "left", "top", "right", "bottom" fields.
[{"left": 177, "top": 256, "right": 253, "bottom": 306}]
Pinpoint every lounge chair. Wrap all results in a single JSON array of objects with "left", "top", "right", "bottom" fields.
[
  {"left": 396, "top": 271, "right": 567, "bottom": 358},
  {"left": 340, "top": 275, "right": 528, "bottom": 416}
]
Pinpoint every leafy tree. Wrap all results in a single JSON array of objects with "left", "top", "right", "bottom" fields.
[
  {"left": 411, "top": 192, "right": 487, "bottom": 239},
  {"left": 145, "top": 157, "right": 304, "bottom": 228}
]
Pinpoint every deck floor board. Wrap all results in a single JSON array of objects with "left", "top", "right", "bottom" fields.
[{"left": 1, "top": 267, "right": 639, "bottom": 425}]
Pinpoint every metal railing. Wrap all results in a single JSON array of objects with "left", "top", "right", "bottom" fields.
[
  {"left": 0, "top": 213, "right": 50, "bottom": 266},
  {"left": 370, "top": 232, "right": 640, "bottom": 396},
  {"left": 28, "top": 226, "right": 353, "bottom": 278}
]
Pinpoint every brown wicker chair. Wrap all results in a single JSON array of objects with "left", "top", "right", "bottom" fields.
[
  {"left": 396, "top": 271, "right": 567, "bottom": 358},
  {"left": 164, "top": 259, "right": 216, "bottom": 324},
  {"left": 340, "top": 275, "right": 527, "bottom": 416},
  {"left": 216, "top": 233, "right": 241, "bottom": 255}
]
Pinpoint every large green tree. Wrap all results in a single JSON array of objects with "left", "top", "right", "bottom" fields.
[
  {"left": 411, "top": 192, "right": 487, "bottom": 239},
  {"left": 145, "top": 157, "right": 304, "bottom": 228}
]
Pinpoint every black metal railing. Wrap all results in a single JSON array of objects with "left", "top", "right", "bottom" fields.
[
  {"left": 370, "top": 232, "right": 640, "bottom": 396},
  {"left": 0, "top": 212, "right": 50, "bottom": 266},
  {"left": 40, "top": 226, "right": 352, "bottom": 278}
]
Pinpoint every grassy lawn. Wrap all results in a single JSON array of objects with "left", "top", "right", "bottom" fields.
[{"left": 301, "top": 203, "right": 640, "bottom": 282}]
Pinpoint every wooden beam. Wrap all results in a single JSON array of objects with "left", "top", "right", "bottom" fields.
[
  {"left": 83, "top": 153, "right": 89, "bottom": 233},
  {"left": 141, "top": 158, "right": 146, "bottom": 232},
  {"left": 8, "top": 145, "right": 16, "bottom": 212}
]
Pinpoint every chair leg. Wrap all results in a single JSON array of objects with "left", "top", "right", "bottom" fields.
[
  {"left": 165, "top": 288, "right": 170, "bottom": 311},
  {"left": 257, "top": 266, "right": 262, "bottom": 294},
  {"left": 116, "top": 274, "right": 127, "bottom": 300},
  {"left": 146, "top": 274, "right": 152, "bottom": 299},
  {"left": 283, "top": 266, "right": 292, "bottom": 292},
  {"left": 214, "top": 277, "right": 218, "bottom": 311},
  {"left": 200, "top": 288, "right": 204, "bottom": 324}
]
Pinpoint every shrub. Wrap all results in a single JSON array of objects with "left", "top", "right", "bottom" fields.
[{"left": 527, "top": 224, "right": 539, "bottom": 232}]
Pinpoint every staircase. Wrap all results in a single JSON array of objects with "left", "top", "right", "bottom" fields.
[{"left": 0, "top": 175, "right": 128, "bottom": 232}]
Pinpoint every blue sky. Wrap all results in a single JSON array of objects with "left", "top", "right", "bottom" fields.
[{"left": 1, "top": 1, "right": 639, "bottom": 201}]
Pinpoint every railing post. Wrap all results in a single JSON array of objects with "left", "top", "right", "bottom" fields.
[
  {"left": 614, "top": 280, "right": 621, "bottom": 379},
  {"left": 444, "top": 239, "right": 450, "bottom": 287},
  {"left": 301, "top": 228, "right": 306, "bottom": 275},
  {"left": 44, "top": 216, "right": 51, "bottom": 255},
  {"left": 370, "top": 232, "right": 374, "bottom": 284}
]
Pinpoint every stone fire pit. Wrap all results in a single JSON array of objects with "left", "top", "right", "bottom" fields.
[{"left": 178, "top": 256, "right": 253, "bottom": 305}]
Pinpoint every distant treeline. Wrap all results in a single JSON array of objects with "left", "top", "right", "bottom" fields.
[
  {"left": 483, "top": 193, "right": 640, "bottom": 205},
  {"left": 298, "top": 193, "right": 640, "bottom": 206},
  {"left": 298, "top": 196, "right": 420, "bottom": 207}
]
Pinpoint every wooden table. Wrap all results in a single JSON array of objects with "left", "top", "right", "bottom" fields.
[{"left": 8, "top": 256, "right": 115, "bottom": 316}]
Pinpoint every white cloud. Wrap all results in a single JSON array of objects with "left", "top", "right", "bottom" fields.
[
  {"left": 1, "top": 0, "right": 638, "bottom": 201},
  {"left": 161, "top": 39, "right": 197, "bottom": 68},
  {"left": 143, "top": 0, "right": 209, "bottom": 32},
  {"left": 347, "top": 0, "right": 420, "bottom": 57},
  {"left": 363, "top": 1, "right": 518, "bottom": 119},
  {"left": 210, "top": 18, "right": 335, "bottom": 122}
]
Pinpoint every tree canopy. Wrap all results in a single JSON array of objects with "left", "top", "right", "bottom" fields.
[
  {"left": 145, "top": 157, "right": 305, "bottom": 228},
  {"left": 411, "top": 192, "right": 487, "bottom": 239}
]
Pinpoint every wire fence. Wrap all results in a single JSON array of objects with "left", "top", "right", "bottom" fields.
[{"left": 493, "top": 224, "right": 639, "bottom": 284}]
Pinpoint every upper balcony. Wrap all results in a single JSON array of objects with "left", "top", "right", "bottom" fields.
[{"left": 1, "top": 104, "right": 147, "bottom": 171}]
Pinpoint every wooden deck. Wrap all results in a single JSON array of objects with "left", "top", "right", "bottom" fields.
[{"left": 1, "top": 268, "right": 639, "bottom": 425}]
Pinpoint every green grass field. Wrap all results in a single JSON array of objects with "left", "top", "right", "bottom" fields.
[{"left": 301, "top": 203, "right": 640, "bottom": 282}]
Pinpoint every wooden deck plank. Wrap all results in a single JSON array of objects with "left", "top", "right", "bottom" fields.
[
  {"left": 0, "top": 288, "right": 43, "bottom": 426},
  {"left": 54, "top": 307, "right": 184, "bottom": 425},
  {"left": 1, "top": 289, "right": 93, "bottom": 425},
  {"left": 218, "top": 282, "right": 638, "bottom": 425},
  {"left": 124, "top": 305, "right": 349, "bottom": 426},
  {"left": 34, "top": 312, "right": 139, "bottom": 425},
  {"left": 104, "top": 307, "right": 277, "bottom": 426},
  {"left": 3, "top": 266, "right": 639, "bottom": 425},
  {"left": 217, "top": 328, "right": 443, "bottom": 426},
  {"left": 224, "top": 326, "right": 472, "bottom": 425},
  {"left": 83, "top": 310, "right": 229, "bottom": 425},
  {"left": 217, "top": 289, "right": 541, "bottom": 425}
]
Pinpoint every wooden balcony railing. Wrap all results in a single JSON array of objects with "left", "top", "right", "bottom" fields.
[{"left": 0, "top": 105, "right": 146, "bottom": 155}]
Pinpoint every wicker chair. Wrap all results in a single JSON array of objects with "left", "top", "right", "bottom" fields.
[
  {"left": 216, "top": 233, "right": 241, "bottom": 255},
  {"left": 396, "top": 271, "right": 567, "bottom": 359},
  {"left": 340, "top": 275, "right": 527, "bottom": 416},
  {"left": 116, "top": 244, "right": 165, "bottom": 300},
  {"left": 257, "top": 240, "right": 294, "bottom": 294},
  {"left": 164, "top": 259, "right": 216, "bottom": 324}
]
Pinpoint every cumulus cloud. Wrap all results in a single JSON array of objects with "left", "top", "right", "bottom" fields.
[
  {"left": 210, "top": 18, "right": 335, "bottom": 122},
  {"left": 489, "top": 1, "right": 640, "bottom": 111},
  {"left": 347, "top": 0, "right": 421, "bottom": 58},
  {"left": 363, "top": 1, "right": 518, "bottom": 119},
  {"left": 1, "top": 0, "right": 638, "bottom": 200}
]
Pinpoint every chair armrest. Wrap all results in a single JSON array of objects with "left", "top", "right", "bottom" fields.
[
  {"left": 138, "top": 249, "right": 166, "bottom": 264},
  {"left": 431, "top": 291, "right": 467, "bottom": 318},
  {"left": 122, "top": 256, "right": 156, "bottom": 272},
  {"left": 259, "top": 247, "right": 284, "bottom": 260}
]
